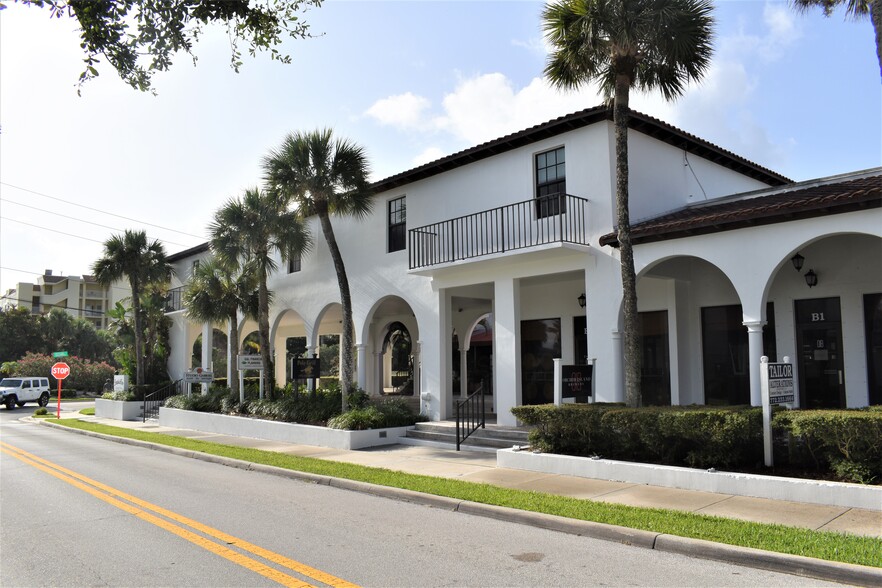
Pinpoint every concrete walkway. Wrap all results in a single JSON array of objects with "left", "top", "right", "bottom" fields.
[{"left": 49, "top": 407, "right": 881, "bottom": 540}]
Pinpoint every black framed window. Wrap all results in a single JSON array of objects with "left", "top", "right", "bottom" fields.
[
  {"left": 535, "top": 147, "right": 566, "bottom": 217},
  {"left": 388, "top": 196, "right": 406, "bottom": 253},
  {"left": 287, "top": 255, "right": 301, "bottom": 274}
]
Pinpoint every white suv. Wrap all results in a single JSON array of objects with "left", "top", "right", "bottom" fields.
[{"left": 0, "top": 377, "right": 51, "bottom": 410}]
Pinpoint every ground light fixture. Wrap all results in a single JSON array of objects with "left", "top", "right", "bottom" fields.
[
  {"left": 791, "top": 253, "right": 805, "bottom": 271},
  {"left": 578, "top": 293, "right": 586, "bottom": 308},
  {"left": 805, "top": 269, "right": 818, "bottom": 288}
]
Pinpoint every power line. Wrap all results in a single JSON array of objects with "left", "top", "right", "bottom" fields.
[
  {"left": 0, "top": 295, "right": 128, "bottom": 317},
  {"left": 0, "top": 182, "right": 206, "bottom": 239},
  {"left": 0, "top": 197, "right": 193, "bottom": 248},
  {"left": 1, "top": 217, "right": 106, "bottom": 244}
]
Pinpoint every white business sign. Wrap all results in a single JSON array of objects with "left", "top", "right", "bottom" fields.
[
  {"left": 237, "top": 355, "right": 263, "bottom": 370},
  {"left": 184, "top": 368, "right": 214, "bottom": 383},
  {"left": 760, "top": 356, "right": 794, "bottom": 467}
]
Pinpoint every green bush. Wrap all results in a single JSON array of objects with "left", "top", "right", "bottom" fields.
[
  {"left": 327, "top": 397, "right": 425, "bottom": 430},
  {"left": 33, "top": 407, "right": 48, "bottom": 416},
  {"left": 8, "top": 352, "right": 115, "bottom": 393},
  {"left": 101, "top": 390, "right": 136, "bottom": 401},
  {"left": 513, "top": 404, "right": 763, "bottom": 470},
  {"left": 773, "top": 408, "right": 882, "bottom": 484}
]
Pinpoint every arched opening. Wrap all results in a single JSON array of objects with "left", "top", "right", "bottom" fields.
[
  {"left": 452, "top": 314, "right": 494, "bottom": 399},
  {"left": 191, "top": 328, "right": 228, "bottom": 378},
  {"left": 381, "top": 322, "right": 413, "bottom": 395}
]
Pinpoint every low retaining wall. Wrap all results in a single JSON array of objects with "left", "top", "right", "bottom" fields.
[
  {"left": 497, "top": 449, "right": 881, "bottom": 510},
  {"left": 158, "top": 407, "right": 411, "bottom": 450},
  {"left": 94, "top": 399, "right": 143, "bottom": 421}
]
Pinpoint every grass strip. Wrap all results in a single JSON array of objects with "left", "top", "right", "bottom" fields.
[{"left": 49, "top": 418, "right": 881, "bottom": 568}]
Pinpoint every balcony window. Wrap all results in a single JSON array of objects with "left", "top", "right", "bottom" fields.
[
  {"left": 535, "top": 147, "right": 566, "bottom": 218},
  {"left": 287, "top": 254, "right": 301, "bottom": 274},
  {"left": 388, "top": 196, "right": 406, "bottom": 253}
]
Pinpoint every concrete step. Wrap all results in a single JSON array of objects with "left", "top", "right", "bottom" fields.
[{"left": 404, "top": 421, "right": 531, "bottom": 450}]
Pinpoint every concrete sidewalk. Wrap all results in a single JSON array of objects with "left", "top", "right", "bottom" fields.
[{"left": 50, "top": 407, "right": 881, "bottom": 540}]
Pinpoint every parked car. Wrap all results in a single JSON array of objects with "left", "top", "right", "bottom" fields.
[{"left": 0, "top": 377, "right": 51, "bottom": 410}]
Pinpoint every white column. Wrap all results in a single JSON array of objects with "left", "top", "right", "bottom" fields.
[
  {"left": 355, "top": 344, "right": 367, "bottom": 391},
  {"left": 201, "top": 323, "right": 212, "bottom": 395},
  {"left": 306, "top": 345, "right": 316, "bottom": 393},
  {"left": 494, "top": 277, "right": 521, "bottom": 426},
  {"left": 374, "top": 351, "right": 383, "bottom": 396},
  {"left": 744, "top": 320, "right": 766, "bottom": 406},
  {"left": 412, "top": 341, "right": 421, "bottom": 401},
  {"left": 459, "top": 346, "right": 469, "bottom": 398},
  {"left": 226, "top": 322, "right": 234, "bottom": 385}
]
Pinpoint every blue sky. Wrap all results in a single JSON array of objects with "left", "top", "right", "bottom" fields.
[{"left": 1, "top": 0, "right": 879, "bottom": 297}]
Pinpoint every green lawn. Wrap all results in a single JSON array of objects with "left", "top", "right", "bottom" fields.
[{"left": 47, "top": 418, "right": 881, "bottom": 568}]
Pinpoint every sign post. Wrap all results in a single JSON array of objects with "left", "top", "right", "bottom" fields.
[
  {"left": 51, "top": 362, "right": 70, "bottom": 419},
  {"left": 760, "top": 355, "right": 794, "bottom": 467},
  {"left": 237, "top": 355, "right": 264, "bottom": 403},
  {"left": 553, "top": 359, "right": 594, "bottom": 405}
]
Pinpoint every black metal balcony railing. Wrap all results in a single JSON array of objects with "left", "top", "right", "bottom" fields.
[
  {"left": 408, "top": 193, "right": 589, "bottom": 270},
  {"left": 165, "top": 286, "right": 185, "bottom": 312}
]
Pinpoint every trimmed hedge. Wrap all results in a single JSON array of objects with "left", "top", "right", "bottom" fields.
[
  {"left": 512, "top": 404, "right": 762, "bottom": 469},
  {"left": 511, "top": 403, "right": 882, "bottom": 483},
  {"left": 327, "top": 398, "right": 427, "bottom": 430}
]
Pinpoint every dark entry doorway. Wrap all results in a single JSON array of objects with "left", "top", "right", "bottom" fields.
[
  {"left": 574, "top": 316, "right": 587, "bottom": 366},
  {"left": 795, "top": 297, "right": 846, "bottom": 408},
  {"left": 640, "top": 310, "right": 670, "bottom": 406}
]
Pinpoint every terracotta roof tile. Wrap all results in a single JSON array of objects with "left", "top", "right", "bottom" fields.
[{"left": 599, "top": 170, "right": 881, "bottom": 247}]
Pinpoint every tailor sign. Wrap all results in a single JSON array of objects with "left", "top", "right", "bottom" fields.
[{"left": 765, "top": 362, "right": 795, "bottom": 405}]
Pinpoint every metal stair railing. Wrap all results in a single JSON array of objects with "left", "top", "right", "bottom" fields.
[
  {"left": 455, "top": 380, "right": 486, "bottom": 451},
  {"left": 143, "top": 379, "right": 183, "bottom": 422}
]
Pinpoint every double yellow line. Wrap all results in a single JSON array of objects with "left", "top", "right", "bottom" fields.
[{"left": 0, "top": 441, "right": 359, "bottom": 588}]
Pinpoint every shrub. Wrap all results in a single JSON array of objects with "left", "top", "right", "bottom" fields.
[
  {"left": 9, "top": 353, "right": 115, "bottom": 393},
  {"left": 101, "top": 391, "right": 136, "bottom": 401},
  {"left": 773, "top": 408, "right": 882, "bottom": 484},
  {"left": 34, "top": 407, "right": 48, "bottom": 416},
  {"left": 513, "top": 404, "right": 764, "bottom": 470},
  {"left": 328, "top": 397, "right": 424, "bottom": 430}
]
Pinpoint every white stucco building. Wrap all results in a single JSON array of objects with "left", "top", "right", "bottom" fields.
[{"left": 164, "top": 106, "right": 882, "bottom": 425}]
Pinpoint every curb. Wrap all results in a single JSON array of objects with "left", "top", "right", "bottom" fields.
[{"left": 38, "top": 419, "right": 882, "bottom": 586}]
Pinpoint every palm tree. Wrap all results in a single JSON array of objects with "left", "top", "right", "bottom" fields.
[
  {"left": 183, "top": 258, "right": 259, "bottom": 400},
  {"left": 543, "top": 0, "right": 714, "bottom": 407},
  {"left": 792, "top": 0, "right": 881, "bottom": 78},
  {"left": 262, "top": 128, "right": 372, "bottom": 410},
  {"left": 210, "top": 188, "right": 310, "bottom": 398},
  {"left": 93, "top": 229, "right": 172, "bottom": 386}
]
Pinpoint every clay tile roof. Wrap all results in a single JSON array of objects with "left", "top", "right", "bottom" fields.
[{"left": 599, "top": 169, "right": 882, "bottom": 247}]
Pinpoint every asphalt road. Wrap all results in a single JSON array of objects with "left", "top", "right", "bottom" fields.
[{"left": 0, "top": 409, "right": 842, "bottom": 587}]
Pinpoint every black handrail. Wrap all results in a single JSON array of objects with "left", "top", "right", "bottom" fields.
[
  {"left": 408, "top": 193, "right": 589, "bottom": 269},
  {"left": 455, "top": 380, "right": 486, "bottom": 451},
  {"left": 142, "top": 379, "right": 183, "bottom": 422},
  {"left": 164, "top": 287, "right": 185, "bottom": 312}
]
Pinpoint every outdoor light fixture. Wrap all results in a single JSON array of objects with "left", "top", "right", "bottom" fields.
[
  {"left": 805, "top": 269, "right": 818, "bottom": 288},
  {"left": 578, "top": 293, "right": 586, "bottom": 308},
  {"left": 791, "top": 253, "right": 804, "bottom": 272}
]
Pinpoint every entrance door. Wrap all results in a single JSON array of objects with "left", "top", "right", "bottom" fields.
[
  {"left": 573, "top": 316, "right": 587, "bottom": 366},
  {"left": 795, "top": 298, "right": 846, "bottom": 408},
  {"left": 640, "top": 311, "right": 671, "bottom": 406}
]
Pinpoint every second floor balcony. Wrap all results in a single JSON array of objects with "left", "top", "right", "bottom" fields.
[
  {"left": 165, "top": 286, "right": 185, "bottom": 313},
  {"left": 408, "top": 193, "right": 590, "bottom": 270}
]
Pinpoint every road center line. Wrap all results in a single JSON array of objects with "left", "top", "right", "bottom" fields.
[{"left": 1, "top": 441, "right": 358, "bottom": 588}]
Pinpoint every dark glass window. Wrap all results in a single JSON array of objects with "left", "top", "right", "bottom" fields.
[
  {"left": 287, "top": 255, "right": 301, "bottom": 274},
  {"left": 388, "top": 196, "right": 406, "bottom": 253},
  {"left": 520, "top": 318, "right": 561, "bottom": 405},
  {"left": 863, "top": 293, "right": 882, "bottom": 405},
  {"left": 640, "top": 310, "right": 671, "bottom": 406},
  {"left": 535, "top": 147, "right": 566, "bottom": 217}
]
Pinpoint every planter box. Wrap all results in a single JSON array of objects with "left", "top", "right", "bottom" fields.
[
  {"left": 497, "top": 448, "right": 882, "bottom": 510},
  {"left": 159, "top": 407, "right": 411, "bottom": 450},
  {"left": 94, "top": 398, "right": 143, "bottom": 421}
]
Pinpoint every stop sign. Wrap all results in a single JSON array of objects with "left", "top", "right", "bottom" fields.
[{"left": 51, "top": 362, "right": 71, "bottom": 380}]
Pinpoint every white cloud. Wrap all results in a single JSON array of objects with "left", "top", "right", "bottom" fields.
[
  {"left": 412, "top": 147, "right": 447, "bottom": 167},
  {"left": 364, "top": 92, "right": 432, "bottom": 130}
]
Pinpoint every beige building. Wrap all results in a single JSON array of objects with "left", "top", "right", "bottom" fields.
[{"left": 1, "top": 270, "right": 131, "bottom": 330}]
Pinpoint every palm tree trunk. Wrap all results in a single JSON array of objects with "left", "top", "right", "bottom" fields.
[
  {"left": 614, "top": 74, "right": 642, "bottom": 408},
  {"left": 130, "top": 279, "right": 145, "bottom": 387},
  {"left": 229, "top": 312, "right": 240, "bottom": 399},
  {"left": 872, "top": 0, "right": 882, "bottom": 78},
  {"left": 317, "top": 206, "right": 354, "bottom": 411},
  {"left": 257, "top": 263, "right": 275, "bottom": 399}
]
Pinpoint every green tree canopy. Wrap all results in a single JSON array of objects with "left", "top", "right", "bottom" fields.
[
  {"left": 14, "top": 0, "right": 323, "bottom": 92},
  {"left": 543, "top": 0, "right": 714, "bottom": 407},
  {"left": 263, "top": 128, "right": 372, "bottom": 409}
]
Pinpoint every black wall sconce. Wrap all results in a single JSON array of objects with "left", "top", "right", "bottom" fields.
[
  {"left": 805, "top": 269, "right": 818, "bottom": 288},
  {"left": 791, "top": 253, "right": 804, "bottom": 272},
  {"left": 577, "top": 293, "right": 586, "bottom": 308}
]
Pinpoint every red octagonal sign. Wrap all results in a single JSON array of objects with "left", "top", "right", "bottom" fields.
[{"left": 51, "top": 362, "right": 71, "bottom": 380}]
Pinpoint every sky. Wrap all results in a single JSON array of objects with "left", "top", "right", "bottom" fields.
[{"left": 1, "top": 0, "right": 880, "bottom": 298}]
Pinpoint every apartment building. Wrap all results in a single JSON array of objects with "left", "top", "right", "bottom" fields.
[{"left": 1, "top": 270, "right": 130, "bottom": 330}]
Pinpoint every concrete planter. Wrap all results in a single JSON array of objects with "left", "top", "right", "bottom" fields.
[
  {"left": 497, "top": 448, "right": 882, "bottom": 510},
  {"left": 158, "top": 407, "right": 411, "bottom": 450},
  {"left": 94, "top": 398, "right": 143, "bottom": 421}
]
